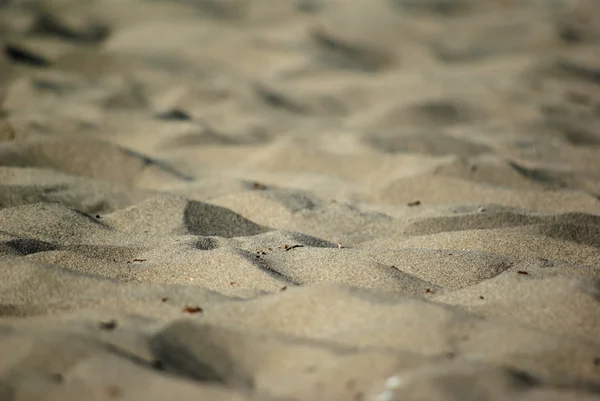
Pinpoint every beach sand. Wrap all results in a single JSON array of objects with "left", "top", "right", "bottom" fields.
[{"left": 1, "top": 0, "right": 600, "bottom": 400}]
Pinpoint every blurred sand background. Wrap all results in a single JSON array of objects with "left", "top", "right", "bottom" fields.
[{"left": 1, "top": 0, "right": 600, "bottom": 400}]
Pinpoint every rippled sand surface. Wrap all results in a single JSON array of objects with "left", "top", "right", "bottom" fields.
[{"left": 1, "top": 0, "right": 600, "bottom": 400}]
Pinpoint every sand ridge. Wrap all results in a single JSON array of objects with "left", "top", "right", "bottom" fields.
[{"left": 1, "top": 0, "right": 600, "bottom": 400}]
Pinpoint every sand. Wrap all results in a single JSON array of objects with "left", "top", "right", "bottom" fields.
[{"left": 1, "top": 0, "right": 600, "bottom": 400}]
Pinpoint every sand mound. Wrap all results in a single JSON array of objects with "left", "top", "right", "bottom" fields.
[{"left": 1, "top": 0, "right": 600, "bottom": 400}]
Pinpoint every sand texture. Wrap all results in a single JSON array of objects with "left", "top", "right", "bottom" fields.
[{"left": 1, "top": 0, "right": 600, "bottom": 400}]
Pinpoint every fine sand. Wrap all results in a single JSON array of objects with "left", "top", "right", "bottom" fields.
[{"left": 1, "top": 0, "right": 600, "bottom": 400}]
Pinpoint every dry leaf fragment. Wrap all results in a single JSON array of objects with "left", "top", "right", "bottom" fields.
[
  {"left": 182, "top": 305, "right": 203, "bottom": 314},
  {"left": 252, "top": 182, "right": 267, "bottom": 190}
]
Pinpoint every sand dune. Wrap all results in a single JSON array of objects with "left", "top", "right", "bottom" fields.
[{"left": 1, "top": 0, "right": 600, "bottom": 400}]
